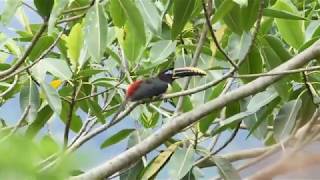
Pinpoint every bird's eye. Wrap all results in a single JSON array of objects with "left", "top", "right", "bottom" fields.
[{"left": 164, "top": 70, "right": 173, "bottom": 75}]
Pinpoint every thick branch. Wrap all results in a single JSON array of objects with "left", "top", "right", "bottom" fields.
[{"left": 71, "top": 41, "right": 320, "bottom": 179}]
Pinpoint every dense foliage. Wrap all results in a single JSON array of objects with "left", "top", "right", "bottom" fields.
[{"left": 0, "top": 0, "right": 320, "bottom": 179}]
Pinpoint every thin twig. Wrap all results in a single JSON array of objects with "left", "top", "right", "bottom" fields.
[
  {"left": 22, "top": 1, "right": 38, "bottom": 14},
  {"left": 0, "top": 22, "right": 48, "bottom": 79},
  {"left": 0, "top": 75, "right": 18, "bottom": 97},
  {"left": 0, "top": 105, "right": 31, "bottom": 142},
  {"left": 234, "top": 65, "right": 320, "bottom": 78},
  {"left": 75, "top": 78, "right": 124, "bottom": 102},
  {"left": 0, "top": 25, "right": 66, "bottom": 81},
  {"left": 201, "top": 0, "right": 238, "bottom": 70},
  {"left": 212, "top": 121, "right": 241, "bottom": 155},
  {"left": 64, "top": 83, "right": 78, "bottom": 148},
  {"left": 56, "top": 14, "right": 85, "bottom": 24}
]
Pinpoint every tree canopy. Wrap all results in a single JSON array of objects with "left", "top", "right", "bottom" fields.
[{"left": 0, "top": 0, "right": 320, "bottom": 179}]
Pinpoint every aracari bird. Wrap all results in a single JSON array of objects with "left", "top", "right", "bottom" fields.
[
  {"left": 109, "top": 67, "right": 206, "bottom": 125},
  {"left": 126, "top": 67, "right": 207, "bottom": 101}
]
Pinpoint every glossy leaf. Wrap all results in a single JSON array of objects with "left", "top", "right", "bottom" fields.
[
  {"left": 42, "top": 58, "right": 72, "bottom": 80},
  {"left": 28, "top": 36, "right": 54, "bottom": 61},
  {"left": 84, "top": 2, "right": 108, "bottom": 63},
  {"left": 239, "top": 0, "right": 260, "bottom": 31},
  {"left": 263, "top": 8, "right": 307, "bottom": 20},
  {"left": 171, "top": 0, "right": 196, "bottom": 39},
  {"left": 141, "top": 143, "right": 179, "bottom": 180},
  {"left": 41, "top": 82, "right": 62, "bottom": 115},
  {"left": 167, "top": 146, "right": 195, "bottom": 180},
  {"left": 0, "top": 0, "right": 21, "bottom": 25},
  {"left": 20, "top": 79, "right": 40, "bottom": 122},
  {"left": 198, "top": 82, "right": 225, "bottom": 133},
  {"left": 109, "top": 0, "right": 126, "bottom": 27},
  {"left": 26, "top": 105, "right": 53, "bottom": 138},
  {"left": 274, "top": 99, "right": 302, "bottom": 141},
  {"left": 136, "top": 0, "right": 161, "bottom": 34},
  {"left": 65, "top": 23, "right": 83, "bottom": 68},
  {"left": 48, "top": 0, "right": 69, "bottom": 34},
  {"left": 86, "top": 99, "right": 105, "bottom": 124},
  {"left": 239, "top": 45, "right": 263, "bottom": 83},
  {"left": 100, "top": 129, "right": 135, "bottom": 149},
  {"left": 34, "top": 0, "right": 54, "bottom": 18},
  {"left": 150, "top": 40, "right": 176, "bottom": 61},
  {"left": 273, "top": 0, "right": 305, "bottom": 49},
  {"left": 60, "top": 102, "right": 82, "bottom": 132},
  {"left": 212, "top": 0, "right": 235, "bottom": 24},
  {"left": 214, "top": 156, "right": 241, "bottom": 180}
]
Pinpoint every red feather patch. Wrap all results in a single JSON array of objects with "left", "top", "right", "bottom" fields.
[{"left": 126, "top": 80, "right": 143, "bottom": 98}]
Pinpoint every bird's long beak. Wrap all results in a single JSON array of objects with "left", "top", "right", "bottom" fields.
[{"left": 173, "top": 67, "right": 207, "bottom": 79}]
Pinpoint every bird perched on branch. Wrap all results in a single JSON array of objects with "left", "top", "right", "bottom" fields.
[
  {"left": 108, "top": 67, "right": 206, "bottom": 125},
  {"left": 126, "top": 67, "right": 207, "bottom": 101}
]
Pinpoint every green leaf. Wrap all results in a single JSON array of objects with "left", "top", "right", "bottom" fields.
[
  {"left": 65, "top": 23, "right": 83, "bottom": 68},
  {"left": 228, "top": 32, "right": 252, "bottom": 61},
  {"left": 263, "top": 8, "right": 307, "bottom": 20},
  {"left": 274, "top": 99, "right": 302, "bottom": 141},
  {"left": 171, "top": 0, "right": 196, "bottom": 39},
  {"left": 26, "top": 105, "right": 53, "bottom": 139},
  {"left": 100, "top": 129, "right": 135, "bottom": 149},
  {"left": 84, "top": 3, "right": 108, "bottom": 63},
  {"left": 118, "top": 0, "right": 146, "bottom": 62},
  {"left": 136, "top": 0, "right": 161, "bottom": 34},
  {"left": 273, "top": 0, "right": 305, "bottom": 49},
  {"left": 167, "top": 146, "right": 195, "bottom": 180},
  {"left": 150, "top": 40, "right": 176, "bottom": 61},
  {"left": 198, "top": 82, "right": 225, "bottom": 133},
  {"left": 239, "top": 45, "right": 263, "bottom": 83},
  {"left": 247, "top": 90, "right": 278, "bottom": 112},
  {"left": 86, "top": 99, "right": 105, "bottom": 124},
  {"left": 260, "top": 35, "right": 294, "bottom": 100},
  {"left": 212, "top": 111, "right": 255, "bottom": 136},
  {"left": 233, "top": 0, "right": 247, "bottom": 7},
  {"left": 109, "top": 0, "right": 126, "bottom": 27},
  {"left": 212, "top": 0, "right": 235, "bottom": 24},
  {"left": 42, "top": 58, "right": 73, "bottom": 80},
  {"left": 28, "top": 36, "right": 54, "bottom": 61},
  {"left": 214, "top": 156, "right": 241, "bottom": 180},
  {"left": 48, "top": 0, "right": 69, "bottom": 34},
  {"left": 0, "top": 0, "right": 21, "bottom": 25},
  {"left": 239, "top": 0, "right": 260, "bottom": 31},
  {"left": 60, "top": 102, "right": 82, "bottom": 132},
  {"left": 140, "top": 143, "right": 179, "bottom": 180},
  {"left": 41, "top": 82, "right": 62, "bottom": 115},
  {"left": 34, "top": 0, "right": 54, "bottom": 18},
  {"left": 39, "top": 135, "right": 59, "bottom": 157},
  {"left": 20, "top": 78, "right": 40, "bottom": 122}
]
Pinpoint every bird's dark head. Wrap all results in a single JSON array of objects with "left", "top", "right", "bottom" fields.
[
  {"left": 158, "top": 67, "right": 207, "bottom": 83},
  {"left": 158, "top": 68, "right": 175, "bottom": 83}
]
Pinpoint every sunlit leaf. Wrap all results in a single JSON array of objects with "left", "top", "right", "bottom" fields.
[
  {"left": 171, "top": 0, "right": 196, "bottom": 39},
  {"left": 20, "top": 78, "right": 40, "bottom": 121},
  {"left": 48, "top": 0, "right": 69, "bottom": 34},
  {"left": 274, "top": 99, "right": 302, "bottom": 141},
  {"left": 66, "top": 23, "right": 83, "bottom": 68},
  {"left": 0, "top": 0, "right": 21, "bottom": 25},
  {"left": 100, "top": 129, "right": 135, "bottom": 149},
  {"left": 273, "top": 0, "right": 305, "bottom": 49},
  {"left": 41, "top": 82, "right": 62, "bottom": 115},
  {"left": 167, "top": 146, "right": 195, "bottom": 179}
]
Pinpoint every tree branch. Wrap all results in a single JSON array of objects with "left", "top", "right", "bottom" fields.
[
  {"left": 70, "top": 40, "right": 320, "bottom": 180},
  {"left": 0, "top": 22, "right": 47, "bottom": 79}
]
